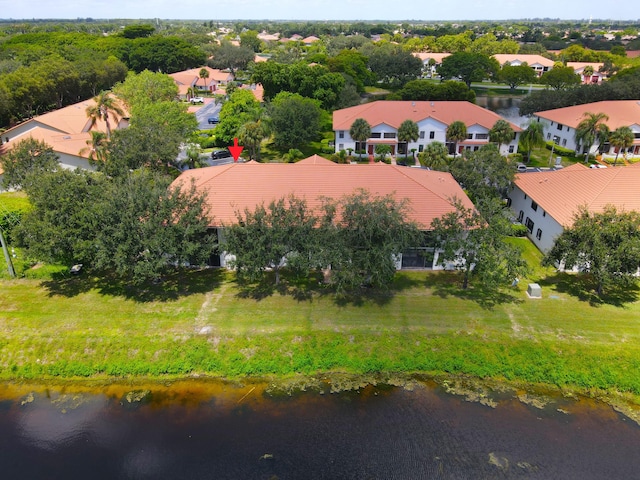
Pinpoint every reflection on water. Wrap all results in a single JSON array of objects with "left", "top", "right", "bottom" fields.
[
  {"left": 0, "top": 379, "right": 639, "bottom": 479},
  {"left": 477, "top": 95, "right": 529, "bottom": 127}
]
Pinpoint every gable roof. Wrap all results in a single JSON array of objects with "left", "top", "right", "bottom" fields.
[
  {"left": 535, "top": 100, "right": 640, "bottom": 131},
  {"left": 493, "top": 54, "right": 555, "bottom": 68},
  {"left": 169, "top": 67, "right": 234, "bottom": 86},
  {"left": 514, "top": 163, "right": 640, "bottom": 227},
  {"left": 413, "top": 52, "right": 451, "bottom": 63},
  {"left": 171, "top": 157, "right": 474, "bottom": 229},
  {"left": 333, "top": 101, "right": 522, "bottom": 132}
]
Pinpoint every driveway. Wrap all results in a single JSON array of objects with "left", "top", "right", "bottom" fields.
[{"left": 192, "top": 98, "right": 222, "bottom": 130}]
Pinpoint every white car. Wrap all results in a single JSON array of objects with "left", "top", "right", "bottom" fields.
[
  {"left": 516, "top": 164, "right": 527, "bottom": 173},
  {"left": 190, "top": 97, "right": 205, "bottom": 104}
]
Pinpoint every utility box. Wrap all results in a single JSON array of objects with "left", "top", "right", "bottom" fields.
[{"left": 527, "top": 283, "right": 542, "bottom": 298}]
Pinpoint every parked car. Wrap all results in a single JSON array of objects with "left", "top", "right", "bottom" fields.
[
  {"left": 516, "top": 164, "right": 527, "bottom": 172},
  {"left": 211, "top": 149, "right": 232, "bottom": 160},
  {"left": 190, "top": 97, "right": 205, "bottom": 104},
  {"left": 207, "top": 116, "right": 219, "bottom": 124}
]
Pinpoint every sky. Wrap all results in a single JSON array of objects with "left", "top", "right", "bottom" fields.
[{"left": 0, "top": 0, "right": 636, "bottom": 22}]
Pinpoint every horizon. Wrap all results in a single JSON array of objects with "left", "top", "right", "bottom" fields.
[{"left": 0, "top": 0, "right": 636, "bottom": 23}]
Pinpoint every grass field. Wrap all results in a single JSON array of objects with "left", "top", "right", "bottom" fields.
[{"left": 1, "top": 238, "right": 640, "bottom": 404}]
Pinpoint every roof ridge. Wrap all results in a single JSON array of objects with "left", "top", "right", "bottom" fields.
[
  {"left": 588, "top": 166, "right": 629, "bottom": 209},
  {"left": 390, "top": 164, "right": 459, "bottom": 205}
]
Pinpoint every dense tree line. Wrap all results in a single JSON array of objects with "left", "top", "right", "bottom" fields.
[{"left": 519, "top": 67, "right": 640, "bottom": 116}]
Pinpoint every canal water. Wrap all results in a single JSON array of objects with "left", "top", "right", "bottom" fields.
[
  {"left": 1, "top": 379, "right": 639, "bottom": 479},
  {"left": 476, "top": 95, "right": 529, "bottom": 127}
]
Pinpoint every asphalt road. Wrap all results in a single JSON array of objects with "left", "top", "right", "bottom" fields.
[{"left": 193, "top": 98, "right": 221, "bottom": 130}]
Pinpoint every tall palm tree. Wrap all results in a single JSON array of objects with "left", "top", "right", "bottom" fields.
[
  {"left": 446, "top": 120, "right": 467, "bottom": 158},
  {"left": 489, "top": 119, "right": 515, "bottom": 155},
  {"left": 609, "top": 126, "right": 634, "bottom": 167},
  {"left": 349, "top": 118, "right": 371, "bottom": 160},
  {"left": 582, "top": 65, "right": 594, "bottom": 83},
  {"left": 199, "top": 68, "right": 210, "bottom": 92},
  {"left": 519, "top": 121, "right": 545, "bottom": 162},
  {"left": 397, "top": 119, "right": 420, "bottom": 160},
  {"left": 238, "top": 120, "right": 267, "bottom": 162},
  {"left": 574, "top": 112, "right": 610, "bottom": 163},
  {"left": 85, "top": 91, "right": 124, "bottom": 140},
  {"left": 80, "top": 131, "right": 109, "bottom": 165}
]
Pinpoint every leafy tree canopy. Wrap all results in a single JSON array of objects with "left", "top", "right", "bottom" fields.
[
  {"left": 543, "top": 205, "right": 640, "bottom": 297},
  {"left": 268, "top": 92, "right": 323, "bottom": 150},
  {"left": 437, "top": 52, "right": 500, "bottom": 87},
  {"left": 0, "top": 138, "right": 59, "bottom": 190}
]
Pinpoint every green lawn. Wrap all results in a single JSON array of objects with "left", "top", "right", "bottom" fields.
[{"left": 1, "top": 239, "right": 640, "bottom": 403}]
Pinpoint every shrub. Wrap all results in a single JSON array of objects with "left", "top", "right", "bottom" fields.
[
  {"left": 545, "top": 141, "right": 574, "bottom": 157},
  {"left": 510, "top": 223, "right": 528, "bottom": 237}
]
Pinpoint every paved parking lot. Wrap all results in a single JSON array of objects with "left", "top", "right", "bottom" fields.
[{"left": 193, "top": 99, "right": 221, "bottom": 130}]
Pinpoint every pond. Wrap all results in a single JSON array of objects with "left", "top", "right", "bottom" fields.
[
  {"left": 476, "top": 94, "right": 529, "bottom": 127},
  {"left": 1, "top": 378, "right": 639, "bottom": 479}
]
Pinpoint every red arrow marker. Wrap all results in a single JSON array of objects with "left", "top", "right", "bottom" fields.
[{"left": 228, "top": 137, "right": 244, "bottom": 162}]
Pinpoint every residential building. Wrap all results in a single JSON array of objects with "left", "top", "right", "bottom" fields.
[
  {"left": 412, "top": 52, "right": 451, "bottom": 76},
  {"left": 170, "top": 155, "right": 475, "bottom": 269},
  {"left": 508, "top": 163, "right": 640, "bottom": 253},
  {"left": 333, "top": 101, "right": 521, "bottom": 157},
  {"left": 493, "top": 54, "right": 555, "bottom": 77},
  {"left": 169, "top": 67, "right": 234, "bottom": 99},
  {"left": 0, "top": 97, "right": 128, "bottom": 174},
  {"left": 533, "top": 100, "right": 640, "bottom": 158},
  {"left": 567, "top": 62, "right": 606, "bottom": 84}
]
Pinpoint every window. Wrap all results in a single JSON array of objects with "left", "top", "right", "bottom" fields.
[
  {"left": 543, "top": 211, "right": 546, "bottom": 217},
  {"left": 419, "top": 131, "right": 425, "bottom": 139},
  {"left": 536, "top": 228, "right": 542, "bottom": 240},
  {"left": 524, "top": 194, "right": 527, "bottom": 199},
  {"left": 557, "top": 123, "right": 563, "bottom": 131},
  {"left": 429, "top": 131, "right": 435, "bottom": 139},
  {"left": 547, "top": 133, "right": 551, "bottom": 140},
  {"left": 383, "top": 132, "right": 396, "bottom": 139},
  {"left": 517, "top": 210, "right": 524, "bottom": 222},
  {"left": 505, "top": 198, "right": 512, "bottom": 207},
  {"left": 475, "top": 133, "right": 488, "bottom": 140},
  {"left": 339, "top": 143, "right": 344, "bottom": 150},
  {"left": 355, "top": 141, "right": 366, "bottom": 152},
  {"left": 531, "top": 200, "right": 538, "bottom": 211},
  {"left": 371, "top": 132, "right": 381, "bottom": 138},
  {"left": 339, "top": 131, "right": 344, "bottom": 139},
  {"left": 525, "top": 217, "right": 534, "bottom": 233},
  {"left": 562, "top": 139, "right": 567, "bottom": 146},
  {"left": 508, "top": 145, "right": 515, "bottom": 153},
  {"left": 418, "top": 144, "right": 424, "bottom": 152},
  {"left": 466, "top": 133, "right": 473, "bottom": 139}
]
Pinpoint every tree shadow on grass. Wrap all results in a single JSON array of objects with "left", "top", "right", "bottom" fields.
[
  {"left": 422, "top": 271, "right": 521, "bottom": 309},
  {"left": 41, "top": 267, "right": 225, "bottom": 302},
  {"left": 537, "top": 272, "right": 640, "bottom": 307}
]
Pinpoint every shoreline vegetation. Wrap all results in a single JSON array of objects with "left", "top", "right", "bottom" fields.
[{"left": 1, "top": 238, "right": 640, "bottom": 415}]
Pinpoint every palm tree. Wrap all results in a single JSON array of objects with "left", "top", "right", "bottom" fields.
[
  {"left": 609, "top": 126, "right": 634, "bottom": 167},
  {"left": 199, "top": 68, "right": 210, "bottom": 92},
  {"left": 186, "top": 86, "right": 197, "bottom": 101},
  {"left": 238, "top": 120, "right": 267, "bottom": 161},
  {"left": 85, "top": 91, "right": 125, "bottom": 140},
  {"left": 574, "top": 112, "right": 610, "bottom": 163},
  {"left": 446, "top": 121, "right": 467, "bottom": 158},
  {"left": 349, "top": 118, "right": 372, "bottom": 160},
  {"left": 519, "top": 121, "right": 545, "bottom": 163},
  {"left": 582, "top": 65, "right": 594, "bottom": 83},
  {"left": 418, "top": 141, "right": 449, "bottom": 171},
  {"left": 489, "top": 119, "right": 515, "bottom": 155},
  {"left": 80, "top": 131, "right": 109, "bottom": 165},
  {"left": 397, "top": 119, "right": 420, "bottom": 160}
]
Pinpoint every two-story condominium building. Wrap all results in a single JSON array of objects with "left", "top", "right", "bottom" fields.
[
  {"left": 493, "top": 54, "right": 555, "bottom": 77},
  {"left": 534, "top": 100, "right": 640, "bottom": 159},
  {"left": 333, "top": 101, "right": 521, "bottom": 158},
  {"left": 508, "top": 163, "right": 640, "bottom": 253},
  {"left": 170, "top": 155, "right": 476, "bottom": 269}
]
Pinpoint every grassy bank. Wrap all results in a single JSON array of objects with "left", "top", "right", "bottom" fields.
[{"left": 1, "top": 239, "right": 640, "bottom": 403}]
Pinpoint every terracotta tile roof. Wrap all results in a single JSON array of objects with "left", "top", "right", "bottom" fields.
[
  {"left": 333, "top": 101, "right": 522, "bottom": 132},
  {"left": 171, "top": 157, "right": 474, "bottom": 229},
  {"left": 493, "top": 54, "right": 555, "bottom": 67},
  {"left": 169, "top": 67, "right": 234, "bottom": 86},
  {"left": 535, "top": 100, "right": 640, "bottom": 130},
  {"left": 567, "top": 61, "right": 604, "bottom": 72},
  {"left": 1, "top": 126, "right": 93, "bottom": 159},
  {"left": 413, "top": 52, "right": 450, "bottom": 63},
  {"left": 514, "top": 163, "right": 640, "bottom": 227}
]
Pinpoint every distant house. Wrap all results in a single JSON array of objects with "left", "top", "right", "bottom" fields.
[
  {"left": 508, "top": 163, "right": 640, "bottom": 252},
  {"left": 170, "top": 155, "right": 475, "bottom": 269},
  {"left": 302, "top": 36, "right": 320, "bottom": 46},
  {"left": 493, "top": 54, "right": 555, "bottom": 77},
  {"left": 333, "top": 101, "right": 521, "bottom": 157},
  {"left": 412, "top": 52, "right": 450, "bottom": 76},
  {"left": 169, "top": 67, "right": 235, "bottom": 98},
  {"left": 0, "top": 97, "right": 128, "bottom": 175},
  {"left": 567, "top": 62, "right": 606, "bottom": 84},
  {"left": 533, "top": 100, "right": 640, "bottom": 159}
]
